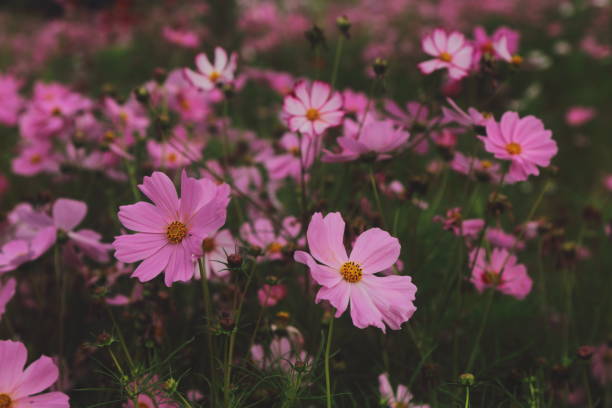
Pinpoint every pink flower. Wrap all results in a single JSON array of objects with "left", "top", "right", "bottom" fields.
[
  {"left": 472, "top": 26, "right": 520, "bottom": 63},
  {"left": 282, "top": 80, "right": 344, "bottom": 136},
  {"left": 469, "top": 248, "right": 532, "bottom": 300},
  {"left": 418, "top": 29, "right": 473, "bottom": 80},
  {"left": 565, "top": 106, "right": 596, "bottom": 126},
  {"left": 113, "top": 171, "right": 230, "bottom": 286},
  {"left": 12, "top": 143, "right": 59, "bottom": 176},
  {"left": 240, "top": 218, "right": 291, "bottom": 261},
  {"left": 322, "top": 119, "right": 410, "bottom": 162},
  {"left": 104, "top": 97, "right": 150, "bottom": 139},
  {"left": 479, "top": 111, "right": 558, "bottom": 182},
  {"left": 0, "top": 74, "right": 23, "bottom": 125},
  {"left": 184, "top": 47, "right": 238, "bottom": 91},
  {"left": 146, "top": 127, "right": 204, "bottom": 169},
  {"left": 0, "top": 340, "right": 70, "bottom": 407},
  {"left": 591, "top": 343, "right": 612, "bottom": 385},
  {"left": 0, "top": 278, "right": 16, "bottom": 320},
  {"left": 258, "top": 284, "right": 287, "bottom": 307},
  {"left": 486, "top": 228, "right": 524, "bottom": 250},
  {"left": 441, "top": 98, "right": 493, "bottom": 128},
  {"left": 603, "top": 174, "right": 612, "bottom": 192},
  {"left": 450, "top": 152, "right": 502, "bottom": 183},
  {"left": 250, "top": 331, "right": 310, "bottom": 373},
  {"left": 198, "top": 229, "right": 236, "bottom": 280},
  {"left": 262, "top": 132, "right": 319, "bottom": 181},
  {"left": 379, "top": 373, "right": 429, "bottom": 408},
  {"left": 294, "top": 212, "right": 417, "bottom": 332},
  {"left": 434, "top": 208, "right": 484, "bottom": 239},
  {"left": 162, "top": 26, "right": 200, "bottom": 48}
]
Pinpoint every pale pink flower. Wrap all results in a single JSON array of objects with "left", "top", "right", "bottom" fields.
[
  {"left": 162, "top": 26, "right": 200, "bottom": 48},
  {"left": 0, "top": 340, "right": 70, "bottom": 407},
  {"left": 262, "top": 132, "right": 319, "bottom": 181},
  {"left": 240, "top": 218, "right": 289, "bottom": 261},
  {"left": 441, "top": 98, "right": 493, "bottom": 128},
  {"left": 479, "top": 112, "right": 558, "bottom": 182},
  {"left": 469, "top": 247, "right": 532, "bottom": 300},
  {"left": 184, "top": 47, "right": 238, "bottom": 91},
  {"left": 0, "top": 278, "right": 16, "bottom": 320},
  {"left": 146, "top": 127, "right": 204, "bottom": 169},
  {"left": 486, "top": 228, "right": 525, "bottom": 250},
  {"left": 294, "top": 212, "right": 417, "bottom": 332},
  {"left": 322, "top": 119, "right": 410, "bottom": 162},
  {"left": 282, "top": 80, "right": 344, "bottom": 136},
  {"left": 12, "top": 143, "right": 59, "bottom": 176},
  {"left": 418, "top": 29, "right": 473, "bottom": 80},
  {"left": 472, "top": 26, "right": 520, "bottom": 63},
  {"left": 250, "top": 333, "right": 310, "bottom": 373},
  {"left": 379, "top": 373, "right": 430, "bottom": 408},
  {"left": 450, "top": 152, "right": 502, "bottom": 183},
  {"left": 258, "top": 284, "right": 288, "bottom": 307},
  {"left": 113, "top": 171, "right": 230, "bottom": 286}
]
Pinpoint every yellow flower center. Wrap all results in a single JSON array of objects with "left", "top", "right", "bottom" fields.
[
  {"left": 30, "top": 153, "right": 42, "bottom": 164},
  {"left": 119, "top": 111, "right": 128, "bottom": 125},
  {"left": 166, "top": 221, "right": 188, "bottom": 244},
  {"left": 209, "top": 71, "right": 221, "bottom": 82},
  {"left": 480, "top": 160, "right": 493, "bottom": 169},
  {"left": 340, "top": 261, "right": 363, "bottom": 283},
  {"left": 305, "top": 108, "right": 320, "bottom": 122},
  {"left": 393, "top": 403, "right": 409, "bottom": 408},
  {"left": 0, "top": 394, "right": 12, "bottom": 408},
  {"left": 511, "top": 55, "right": 523, "bottom": 65},
  {"left": 289, "top": 146, "right": 300, "bottom": 157},
  {"left": 178, "top": 96, "right": 191, "bottom": 111},
  {"left": 482, "top": 270, "right": 502, "bottom": 286},
  {"left": 104, "top": 130, "right": 116, "bottom": 143},
  {"left": 482, "top": 112, "right": 493, "bottom": 119},
  {"left": 202, "top": 237, "right": 216, "bottom": 253},
  {"left": 51, "top": 107, "right": 62, "bottom": 116},
  {"left": 166, "top": 152, "right": 178, "bottom": 163},
  {"left": 505, "top": 142, "right": 522, "bottom": 155},
  {"left": 267, "top": 242, "right": 284, "bottom": 254},
  {"left": 439, "top": 52, "right": 452, "bottom": 62}
]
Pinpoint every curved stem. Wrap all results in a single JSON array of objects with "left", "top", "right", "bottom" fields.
[
  {"left": 325, "top": 316, "right": 335, "bottom": 408},
  {"left": 198, "top": 258, "right": 216, "bottom": 406},
  {"left": 330, "top": 36, "right": 344, "bottom": 87}
]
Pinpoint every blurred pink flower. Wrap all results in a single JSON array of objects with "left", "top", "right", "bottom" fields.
[
  {"left": 0, "top": 74, "right": 23, "bottom": 125},
  {"left": 0, "top": 278, "right": 16, "bottom": 320},
  {"left": 294, "top": 212, "right": 417, "bottom": 332},
  {"left": 184, "top": 47, "right": 237, "bottom": 91},
  {"left": 480, "top": 111, "right": 557, "bottom": 182},
  {"left": 257, "top": 284, "right": 287, "bottom": 307},
  {"left": 282, "top": 80, "right": 343, "bottom": 136},
  {"left": 565, "top": 106, "right": 596, "bottom": 126},
  {"left": 379, "top": 372, "right": 429, "bottom": 408},
  {"left": 113, "top": 171, "right": 230, "bottom": 286},
  {"left": 469, "top": 247, "right": 532, "bottom": 300},
  {"left": 418, "top": 29, "right": 473, "bottom": 80},
  {"left": 262, "top": 132, "right": 319, "bottom": 181},
  {"left": 592, "top": 343, "right": 612, "bottom": 385},
  {"left": 198, "top": 229, "right": 236, "bottom": 280},
  {"left": 0, "top": 340, "right": 69, "bottom": 407},
  {"left": 162, "top": 26, "right": 200, "bottom": 48}
]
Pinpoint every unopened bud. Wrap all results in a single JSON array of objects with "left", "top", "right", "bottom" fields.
[
  {"left": 459, "top": 373, "right": 475, "bottom": 386},
  {"left": 577, "top": 345, "right": 595, "bottom": 360},
  {"left": 227, "top": 253, "right": 243, "bottom": 269},
  {"left": 305, "top": 25, "right": 326, "bottom": 50},
  {"left": 372, "top": 58, "right": 388, "bottom": 77},
  {"left": 336, "top": 15, "right": 351, "bottom": 38},
  {"left": 487, "top": 192, "right": 511, "bottom": 217},
  {"left": 134, "top": 87, "right": 150, "bottom": 104}
]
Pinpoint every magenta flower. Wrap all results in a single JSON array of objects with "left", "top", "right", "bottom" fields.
[
  {"left": 0, "top": 74, "right": 23, "bottom": 126},
  {"left": 104, "top": 97, "right": 150, "bottom": 139},
  {"left": 591, "top": 343, "right": 612, "bottom": 385},
  {"left": 282, "top": 80, "right": 343, "bottom": 136},
  {"left": 162, "top": 26, "right": 200, "bottom": 49},
  {"left": 469, "top": 248, "right": 532, "bottom": 300},
  {"left": 257, "top": 284, "right": 288, "bottom": 307},
  {"left": 0, "top": 278, "right": 16, "bottom": 320},
  {"left": 479, "top": 111, "right": 558, "bottom": 182},
  {"left": 113, "top": 171, "right": 230, "bottom": 286},
  {"left": 184, "top": 47, "right": 238, "bottom": 91},
  {"left": 418, "top": 29, "right": 473, "bottom": 80},
  {"left": 472, "top": 26, "right": 520, "bottom": 63},
  {"left": 433, "top": 208, "right": 484, "bottom": 240},
  {"left": 379, "top": 373, "right": 430, "bottom": 408},
  {"left": 12, "top": 143, "right": 59, "bottom": 176},
  {"left": 323, "top": 119, "right": 410, "bottom": 163},
  {"left": 294, "top": 212, "right": 417, "bottom": 332},
  {"left": 0, "top": 340, "right": 69, "bottom": 407},
  {"left": 565, "top": 106, "right": 596, "bottom": 126}
]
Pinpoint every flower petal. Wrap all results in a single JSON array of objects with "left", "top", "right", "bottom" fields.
[
  {"left": 52, "top": 199, "right": 87, "bottom": 231},
  {"left": 349, "top": 228, "right": 400, "bottom": 273}
]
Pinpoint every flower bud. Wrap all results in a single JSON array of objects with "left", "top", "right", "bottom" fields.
[
  {"left": 577, "top": 345, "right": 595, "bottom": 360},
  {"left": 153, "top": 67, "right": 167, "bottom": 84},
  {"left": 305, "top": 25, "right": 326, "bottom": 50},
  {"left": 372, "top": 58, "right": 388, "bottom": 77},
  {"left": 459, "top": 373, "right": 475, "bottom": 386},
  {"left": 487, "top": 192, "right": 511, "bottom": 217},
  {"left": 336, "top": 15, "right": 351, "bottom": 38},
  {"left": 227, "top": 253, "right": 243, "bottom": 269},
  {"left": 134, "top": 87, "right": 150, "bottom": 104}
]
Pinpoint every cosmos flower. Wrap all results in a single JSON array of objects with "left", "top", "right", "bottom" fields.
[
  {"left": 0, "top": 340, "right": 70, "bottom": 407},
  {"left": 479, "top": 111, "right": 558, "bottom": 182},
  {"left": 184, "top": 46, "right": 238, "bottom": 91},
  {"left": 0, "top": 278, "right": 16, "bottom": 320},
  {"left": 294, "top": 212, "right": 417, "bottom": 332},
  {"left": 379, "top": 373, "right": 430, "bottom": 408},
  {"left": 282, "top": 80, "right": 343, "bottom": 136},
  {"left": 113, "top": 171, "right": 230, "bottom": 286},
  {"left": 469, "top": 247, "right": 532, "bottom": 300},
  {"left": 418, "top": 29, "right": 473, "bottom": 80}
]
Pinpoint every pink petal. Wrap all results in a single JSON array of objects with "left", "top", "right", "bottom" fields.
[
  {"left": 179, "top": 170, "right": 204, "bottom": 221},
  {"left": 131, "top": 244, "right": 173, "bottom": 283},
  {"left": 306, "top": 212, "right": 348, "bottom": 268},
  {"left": 14, "top": 391, "right": 69, "bottom": 407},
  {"left": 163, "top": 242, "right": 194, "bottom": 286},
  {"left": 294, "top": 251, "right": 342, "bottom": 288},
  {"left": 12, "top": 356, "right": 58, "bottom": 399},
  {"left": 52, "top": 199, "right": 87, "bottom": 231},
  {"left": 349, "top": 228, "right": 400, "bottom": 273},
  {"left": 184, "top": 68, "right": 214, "bottom": 91},
  {"left": 310, "top": 81, "right": 331, "bottom": 110},
  {"left": 113, "top": 233, "right": 167, "bottom": 263},
  {"left": 195, "top": 52, "right": 213, "bottom": 75},
  {"left": 138, "top": 172, "right": 179, "bottom": 218},
  {"left": 118, "top": 202, "right": 168, "bottom": 233},
  {"left": 213, "top": 47, "right": 228, "bottom": 72},
  {"left": 315, "top": 281, "right": 351, "bottom": 317},
  {"left": 348, "top": 284, "right": 385, "bottom": 331},
  {"left": 0, "top": 340, "right": 28, "bottom": 391}
]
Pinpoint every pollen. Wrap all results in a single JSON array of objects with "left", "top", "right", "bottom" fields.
[
  {"left": 209, "top": 71, "right": 221, "bottom": 82},
  {"left": 29, "top": 154, "right": 42, "bottom": 164},
  {"left": 0, "top": 394, "right": 12, "bottom": 408},
  {"left": 119, "top": 111, "right": 128, "bottom": 125},
  {"left": 267, "top": 242, "right": 284, "bottom": 254},
  {"left": 482, "top": 270, "right": 502, "bottom": 286},
  {"left": 511, "top": 55, "right": 523, "bottom": 65},
  {"left": 166, "top": 152, "right": 178, "bottom": 163},
  {"left": 178, "top": 96, "right": 191, "bottom": 111},
  {"left": 480, "top": 160, "right": 493, "bottom": 169},
  {"left": 166, "top": 221, "right": 188, "bottom": 244},
  {"left": 305, "top": 108, "right": 320, "bottom": 121},
  {"left": 340, "top": 261, "right": 363, "bottom": 283},
  {"left": 289, "top": 146, "right": 300, "bottom": 157},
  {"left": 439, "top": 52, "right": 452, "bottom": 62},
  {"left": 505, "top": 142, "right": 522, "bottom": 155}
]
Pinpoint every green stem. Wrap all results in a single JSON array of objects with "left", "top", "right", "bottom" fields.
[
  {"left": 583, "top": 366, "right": 593, "bottom": 408},
  {"left": 369, "top": 167, "right": 385, "bottom": 227},
  {"left": 198, "top": 258, "right": 216, "bottom": 405},
  {"left": 466, "top": 289, "right": 495, "bottom": 372},
  {"left": 325, "top": 316, "right": 335, "bottom": 408},
  {"left": 330, "top": 36, "right": 344, "bottom": 87},
  {"left": 54, "top": 243, "right": 66, "bottom": 378},
  {"left": 464, "top": 386, "right": 470, "bottom": 408}
]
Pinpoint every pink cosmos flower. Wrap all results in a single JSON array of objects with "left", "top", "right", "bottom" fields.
[
  {"left": 379, "top": 373, "right": 430, "bottom": 408},
  {"left": 486, "top": 228, "right": 525, "bottom": 250},
  {"left": 113, "top": 171, "right": 230, "bottom": 286},
  {"left": 146, "top": 127, "right": 204, "bottom": 169},
  {"left": 591, "top": 343, "right": 612, "bottom": 385},
  {"left": 441, "top": 98, "right": 493, "bottom": 129},
  {"left": 0, "top": 74, "right": 23, "bottom": 125},
  {"left": 450, "top": 152, "right": 502, "bottom": 183},
  {"left": 282, "top": 80, "right": 344, "bottom": 136},
  {"left": 262, "top": 132, "right": 319, "bottom": 181},
  {"left": 184, "top": 47, "right": 238, "bottom": 91},
  {"left": 294, "top": 212, "right": 417, "bottom": 332},
  {"left": 12, "top": 143, "right": 60, "bottom": 176},
  {"left": 472, "top": 26, "right": 520, "bottom": 64},
  {"left": 162, "top": 26, "right": 200, "bottom": 49},
  {"left": 197, "top": 229, "right": 236, "bottom": 280},
  {"left": 258, "top": 284, "right": 288, "bottom": 307},
  {"left": 0, "top": 278, "right": 16, "bottom": 320},
  {"left": 125, "top": 393, "right": 178, "bottom": 408},
  {"left": 251, "top": 332, "right": 310, "bottom": 373},
  {"left": 469, "top": 247, "right": 532, "bottom": 300},
  {"left": 104, "top": 97, "right": 150, "bottom": 139},
  {"left": 240, "top": 218, "right": 294, "bottom": 261},
  {"left": 418, "top": 29, "right": 473, "bottom": 80},
  {"left": 164, "top": 69, "right": 213, "bottom": 122},
  {"left": 565, "top": 106, "right": 596, "bottom": 126},
  {"left": 434, "top": 208, "right": 484, "bottom": 239},
  {"left": 479, "top": 111, "right": 558, "bottom": 182},
  {"left": 323, "top": 119, "right": 410, "bottom": 162},
  {"left": 0, "top": 340, "right": 70, "bottom": 407}
]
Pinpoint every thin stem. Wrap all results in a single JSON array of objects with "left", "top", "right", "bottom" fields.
[
  {"left": 325, "top": 316, "right": 335, "bottom": 408},
  {"left": 466, "top": 289, "right": 495, "bottom": 372},
  {"left": 198, "top": 258, "right": 216, "bottom": 405},
  {"left": 464, "top": 386, "right": 470, "bottom": 408},
  {"left": 369, "top": 167, "right": 385, "bottom": 227},
  {"left": 583, "top": 366, "right": 593, "bottom": 408},
  {"left": 330, "top": 36, "right": 344, "bottom": 87},
  {"left": 54, "top": 243, "right": 66, "bottom": 379}
]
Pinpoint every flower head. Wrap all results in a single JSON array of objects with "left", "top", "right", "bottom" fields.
[
  {"left": 294, "top": 212, "right": 417, "bottom": 332},
  {"left": 184, "top": 47, "right": 237, "bottom": 91},
  {"left": 282, "top": 80, "right": 343, "bottom": 136},
  {"left": 469, "top": 247, "right": 532, "bottom": 300},
  {"left": 379, "top": 372, "right": 430, "bottom": 408},
  {"left": 418, "top": 29, "right": 473, "bottom": 80}
]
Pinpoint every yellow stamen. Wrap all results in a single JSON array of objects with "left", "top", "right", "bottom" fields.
[
  {"left": 29, "top": 154, "right": 42, "bottom": 164},
  {"left": 340, "top": 261, "right": 363, "bottom": 283},
  {"left": 267, "top": 242, "right": 284, "bottom": 254},
  {"left": 482, "top": 270, "right": 502, "bottom": 286},
  {"left": 289, "top": 146, "right": 300, "bottom": 157},
  {"left": 209, "top": 71, "right": 221, "bottom": 82},
  {"left": 178, "top": 96, "right": 191, "bottom": 112},
  {"left": 439, "top": 52, "right": 452, "bottom": 62},
  {"left": 166, "top": 221, "right": 188, "bottom": 244},
  {"left": 305, "top": 108, "right": 320, "bottom": 122},
  {"left": 0, "top": 394, "right": 12, "bottom": 408},
  {"left": 505, "top": 142, "right": 522, "bottom": 155},
  {"left": 480, "top": 160, "right": 493, "bottom": 169},
  {"left": 103, "top": 130, "right": 116, "bottom": 143},
  {"left": 118, "top": 111, "right": 128, "bottom": 125},
  {"left": 166, "top": 152, "right": 178, "bottom": 163},
  {"left": 511, "top": 55, "right": 523, "bottom": 65}
]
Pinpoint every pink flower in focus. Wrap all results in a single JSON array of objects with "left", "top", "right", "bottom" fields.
[
  {"left": 479, "top": 112, "right": 558, "bottom": 182},
  {"left": 565, "top": 106, "right": 596, "bottom": 126},
  {"left": 322, "top": 119, "right": 410, "bottom": 163},
  {"left": 184, "top": 47, "right": 238, "bottom": 91},
  {"left": 379, "top": 372, "right": 430, "bottom": 408},
  {"left": 418, "top": 29, "right": 473, "bottom": 80},
  {"left": 0, "top": 340, "right": 70, "bottom": 407},
  {"left": 257, "top": 284, "right": 287, "bottom": 307},
  {"left": 113, "top": 171, "right": 230, "bottom": 286},
  {"left": 0, "top": 278, "right": 16, "bottom": 320},
  {"left": 469, "top": 247, "right": 532, "bottom": 300},
  {"left": 282, "top": 80, "right": 344, "bottom": 136},
  {"left": 294, "top": 212, "right": 417, "bottom": 332}
]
